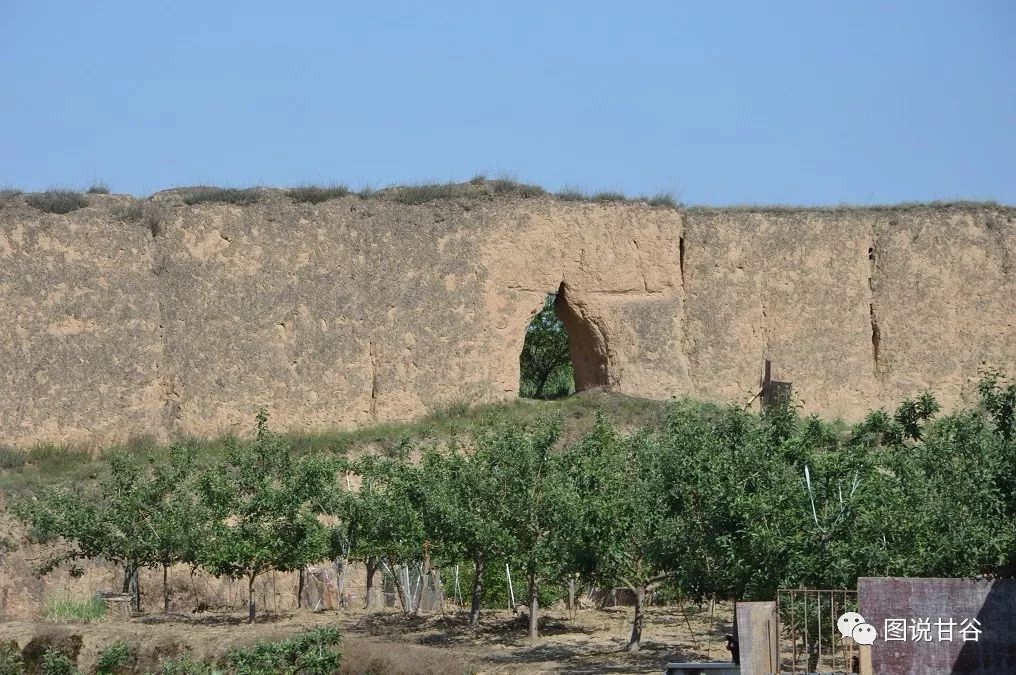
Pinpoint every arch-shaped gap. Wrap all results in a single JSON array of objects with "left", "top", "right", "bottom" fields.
[{"left": 518, "top": 283, "right": 609, "bottom": 399}]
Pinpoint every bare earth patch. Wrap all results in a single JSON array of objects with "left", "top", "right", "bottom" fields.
[{"left": 0, "top": 603, "right": 734, "bottom": 674}]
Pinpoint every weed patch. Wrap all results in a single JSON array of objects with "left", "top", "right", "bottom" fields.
[
  {"left": 42, "top": 595, "right": 107, "bottom": 623},
  {"left": 26, "top": 190, "right": 88, "bottom": 214}
]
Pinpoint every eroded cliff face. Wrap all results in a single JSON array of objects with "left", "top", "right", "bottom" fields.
[{"left": 1, "top": 189, "right": 1013, "bottom": 447}]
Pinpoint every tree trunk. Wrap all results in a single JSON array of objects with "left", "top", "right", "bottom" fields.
[
  {"left": 127, "top": 565, "right": 141, "bottom": 614},
  {"left": 469, "top": 556, "right": 485, "bottom": 627},
  {"left": 121, "top": 563, "right": 132, "bottom": 594},
  {"left": 391, "top": 562, "right": 411, "bottom": 614},
  {"left": 365, "top": 557, "right": 379, "bottom": 610},
  {"left": 297, "top": 566, "right": 305, "bottom": 609},
  {"left": 163, "top": 563, "right": 170, "bottom": 613},
  {"left": 568, "top": 576, "right": 576, "bottom": 614},
  {"left": 248, "top": 573, "right": 257, "bottom": 623},
  {"left": 335, "top": 556, "right": 349, "bottom": 609},
  {"left": 627, "top": 584, "right": 646, "bottom": 652},
  {"left": 527, "top": 566, "right": 539, "bottom": 640},
  {"left": 432, "top": 569, "right": 445, "bottom": 614},
  {"left": 414, "top": 557, "right": 431, "bottom": 617}
]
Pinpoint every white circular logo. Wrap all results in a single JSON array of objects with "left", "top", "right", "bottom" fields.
[{"left": 852, "top": 622, "right": 878, "bottom": 645}]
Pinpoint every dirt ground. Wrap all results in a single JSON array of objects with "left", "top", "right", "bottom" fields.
[{"left": 0, "top": 601, "right": 735, "bottom": 674}]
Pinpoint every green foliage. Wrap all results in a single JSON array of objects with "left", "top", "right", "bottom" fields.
[
  {"left": 287, "top": 185, "right": 351, "bottom": 204},
  {"left": 979, "top": 369, "right": 1016, "bottom": 440},
  {"left": 182, "top": 187, "right": 261, "bottom": 206},
  {"left": 40, "top": 647, "right": 77, "bottom": 675},
  {"left": 0, "top": 642, "right": 24, "bottom": 675},
  {"left": 568, "top": 415, "right": 673, "bottom": 646},
  {"left": 41, "top": 595, "right": 107, "bottom": 623},
  {"left": 95, "top": 641, "right": 131, "bottom": 674},
  {"left": 26, "top": 190, "right": 88, "bottom": 214},
  {"left": 0, "top": 187, "right": 23, "bottom": 199},
  {"left": 519, "top": 295, "right": 574, "bottom": 399},
  {"left": 592, "top": 191, "right": 626, "bottom": 202},
  {"left": 18, "top": 447, "right": 206, "bottom": 611},
  {"left": 86, "top": 182, "right": 110, "bottom": 195},
  {"left": 226, "top": 626, "right": 342, "bottom": 675},
  {"left": 151, "top": 654, "right": 213, "bottom": 675},
  {"left": 195, "top": 410, "right": 333, "bottom": 621},
  {"left": 493, "top": 419, "right": 578, "bottom": 633},
  {"left": 9, "top": 373, "right": 1016, "bottom": 648}
]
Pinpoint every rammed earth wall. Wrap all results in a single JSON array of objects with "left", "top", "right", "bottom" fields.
[{"left": 1, "top": 190, "right": 1013, "bottom": 446}]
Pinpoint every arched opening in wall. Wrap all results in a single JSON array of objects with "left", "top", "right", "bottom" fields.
[{"left": 518, "top": 284, "right": 609, "bottom": 399}]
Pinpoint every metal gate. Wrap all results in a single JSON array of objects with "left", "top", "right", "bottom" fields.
[{"left": 776, "top": 588, "right": 859, "bottom": 674}]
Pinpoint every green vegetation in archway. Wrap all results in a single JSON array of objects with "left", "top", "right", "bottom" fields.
[{"left": 519, "top": 294, "right": 575, "bottom": 399}]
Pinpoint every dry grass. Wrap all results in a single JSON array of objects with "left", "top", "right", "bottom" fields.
[
  {"left": 592, "top": 190, "right": 626, "bottom": 202},
  {"left": 287, "top": 185, "right": 351, "bottom": 204},
  {"left": 113, "top": 201, "right": 165, "bottom": 237},
  {"left": 86, "top": 182, "right": 110, "bottom": 195},
  {"left": 684, "top": 200, "right": 1013, "bottom": 215},
  {"left": 25, "top": 190, "right": 88, "bottom": 214},
  {"left": 183, "top": 187, "right": 261, "bottom": 206}
]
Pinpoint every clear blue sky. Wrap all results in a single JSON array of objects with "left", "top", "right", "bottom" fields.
[{"left": 2, "top": 1, "right": 1013, "bottom": 205}]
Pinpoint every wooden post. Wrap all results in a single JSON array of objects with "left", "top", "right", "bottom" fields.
[{"left": 858, "top": 643, "right": 873, "bottom": 675}]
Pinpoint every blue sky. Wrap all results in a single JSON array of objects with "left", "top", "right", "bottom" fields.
[{"left": 1, "top": 1, "right": 1013, "bottom": 204}]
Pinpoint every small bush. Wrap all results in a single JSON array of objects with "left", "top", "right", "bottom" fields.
[
  {"left": 26, "top": 190, "right": 88, "bottom": 214},
  {"left": 96, "top": 641, "right": 131, "bottom": 674},
  {"left": 182, "top": 187, "right": 261, "bottom": 206},
  {"left": 357, "top": 184, "right": 377, "bottom": 199},
  {"left": 42, "top": 595, "right": 107, "bottom": 623},
  {"left": 117, "top": 202, "right": 167, "bottom": 238},
  {"left": 0, "top": 445, "right": 26, "bottom": 471},
  {"left": 0, "top": 187, "right": 23, "bottom": 199},
  {"left": 287, "top": 185, "right": 350, "bottom": 204},
  {"left": 86, "top": 182, "right": 110, "bottom": 195},
  {"left": 592, "top": 190, "right": 626, "bottom": 202},
  {"left": 0, "top": 641, "right": 24, "bottom": 675},
  {"left": 226, "top": 626, "right": 342, "bottom": 675},
  {"left": 40, "top": 647, "right": 77, "bottom": 675}
]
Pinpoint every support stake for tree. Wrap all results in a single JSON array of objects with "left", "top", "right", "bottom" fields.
[{"left": 505, "top": 563, "right": 517, "bottom": 611}]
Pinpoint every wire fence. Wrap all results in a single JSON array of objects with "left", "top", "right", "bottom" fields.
[{"left": 776, "top": 588, "right": 859, "bottom": 674}]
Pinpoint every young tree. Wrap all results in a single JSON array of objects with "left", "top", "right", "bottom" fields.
[
  {"left": 144, "top": 445, "right": 206, "bottom": 612},
  {"left": 494, "top": 418, "right": 577, "bottom": 638},
  {"left": 569, "top": 415, "right": 676, "bottom": 651},
  {"left": 16, "top": 451, "right": 183, "bottom": 613},
  {"left": 345, "top": 448, "right": 426, "bottom": 614},
  {"left": 416, "top": 440, "right": 517, "bottom": 626},
  {"left": 195, "top": 411, "right": 332, "bottom": 622}
]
